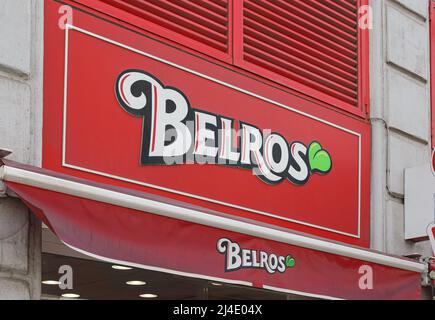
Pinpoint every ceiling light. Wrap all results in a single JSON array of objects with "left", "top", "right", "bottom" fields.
[
  {"left": 42, "top": 280, "right": 60, "bottom": 285},
  {"left": 139, "top": 293, "right": 158, "bottom": 299},
  {"left": 126, "top": 281, "right": 146, "bottom": 286},
  {"left": 211, "top": 282, "right": 223, "bottom": 286},
  {"left": 112, "top": 265, "right": 133, "bottom": 270},
  {"left": 62, "top": 293, "right": 80, "bottom": 298}
]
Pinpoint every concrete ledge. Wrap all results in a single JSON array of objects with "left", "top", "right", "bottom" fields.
[
  {"left": 387, "top": 131, "right": 429, "bottom": 196},
  {"left": 386, "top": 66, "right": 430, "bottom": 142},
  {"left": 0, "top": 0, "right": 31, "bottom": 75},
  {"left": 393, "top": 0, "right": 428, "bottom": 20},
  {"left": 0, "top": 278, "right": 30, "bottom": 300},
  {"left": 386, "top": 4, "right": 428, "bottom": 80}
]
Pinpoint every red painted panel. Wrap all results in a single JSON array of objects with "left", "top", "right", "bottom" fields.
[{"left": 43, "top": 1, "right": 371, "bottom": 247}]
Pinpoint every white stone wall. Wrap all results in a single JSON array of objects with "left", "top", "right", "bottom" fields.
[
  {"left": 370, "top": 0, "right": 432, "bottom": 256},
  {"left": 0, "top": 0, "right": 43, "bottom": 299}
]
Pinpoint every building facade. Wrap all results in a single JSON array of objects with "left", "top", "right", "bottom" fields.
[
  {"left": 0, "top": 0, "right": 434, "bottom": 299},
  {"left": 370, "top": 0, "right": 432, "bottom": 258},
  {"left": 0, "top": 0, "right": 42, "bottom": 299}
]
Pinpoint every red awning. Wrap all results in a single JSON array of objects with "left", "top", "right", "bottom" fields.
[{"left": 0, "top": 160, "right": 425, "bottom": 300}]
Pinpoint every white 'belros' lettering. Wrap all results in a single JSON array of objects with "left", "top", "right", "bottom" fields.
[
  {"left": 115, "top": 70, "right": 331, "bottom": 185},
  {"left": 217, "top": 238, "right": 294, "bottom": 274}
]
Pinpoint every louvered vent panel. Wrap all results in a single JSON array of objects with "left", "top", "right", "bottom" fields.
[
  {"left": 96, "top": 0, "right": 230, "bottom": 53},
  {"left": 242, "top": 0, "right": 359, "bottom": 108}
]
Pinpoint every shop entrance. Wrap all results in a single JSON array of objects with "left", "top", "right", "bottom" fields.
[{"left": 41, "top": 227, "right": 309, "bottom": 300}]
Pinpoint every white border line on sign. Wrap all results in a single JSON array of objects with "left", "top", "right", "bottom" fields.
[{"left": 61, "top": 24, "right": 362, "bottom": 239}]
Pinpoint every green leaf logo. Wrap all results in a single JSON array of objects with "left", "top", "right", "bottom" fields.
[
  {"left": 285, "top": 255, "right": 296, "bottom": 268},
  {"left": 308, "top": 142, "right": 332, "bottom": 174}
]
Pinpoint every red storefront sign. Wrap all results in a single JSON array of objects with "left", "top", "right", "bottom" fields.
[
  {"left": 0, "top": 0, "right": 417, "bottom": 301},
  {"left": 43, "top": 1, "right": 371, "bottom": 246}
]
